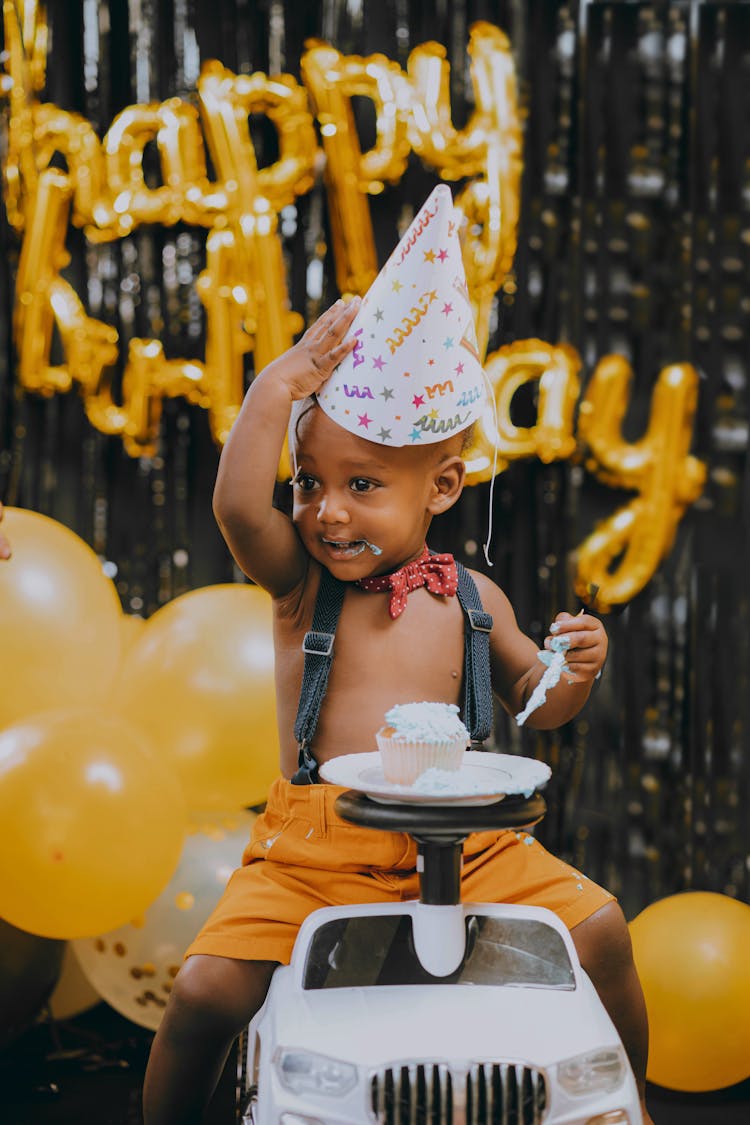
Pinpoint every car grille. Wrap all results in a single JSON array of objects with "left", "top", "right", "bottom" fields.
[{"left": 370, "top": 1061, "right": 547, "bottom": 1124}]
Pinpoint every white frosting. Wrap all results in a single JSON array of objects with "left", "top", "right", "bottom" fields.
[
  {"left": 382, "top": 701, "right": 470, "bottom": 744},
  {"left": 515, "top": 634, "right": 571, "bottom": 727},
  {"left": 409, "top": 758, "right": 549, "bottom": 798},
  {"left": 410, "top": 767, "right": 486, "bottom": 794}
]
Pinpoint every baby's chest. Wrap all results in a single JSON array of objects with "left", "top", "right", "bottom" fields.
[
  {"left": 274, "top": 590, "right": 468, "bottom": 756},
  {"left": 325, "top": 611, "right": 465, "bottom": 756},
  {"left": 318, "top": 590, "right": 466, "bottom": 693}
]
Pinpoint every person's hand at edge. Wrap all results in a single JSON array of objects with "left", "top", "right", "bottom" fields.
[{"left": 0, "top": 502, "right": 11, "bottom": 559}]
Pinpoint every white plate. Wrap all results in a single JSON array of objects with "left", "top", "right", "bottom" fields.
[{"left": 319, "top": 751, "right": 551, "bottom": 807}]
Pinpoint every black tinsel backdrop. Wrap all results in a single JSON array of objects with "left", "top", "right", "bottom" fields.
[{"left": 1, "top": 0, "right": 748, "bottom": 919}]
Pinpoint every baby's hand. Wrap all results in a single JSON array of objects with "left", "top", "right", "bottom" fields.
[
  {"left": 0, "top": 502, "right": 11, "bottom": 559},
  {"left": 264, "top": 298, "right": 360, "bottom": 401},
  {"left": 543, "top": 610, "right": 607, "bottom": 684}
]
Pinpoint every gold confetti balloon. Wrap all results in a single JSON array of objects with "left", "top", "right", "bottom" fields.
[{"left": 71, "top": 811, "right": 256, "bottom": 1031}]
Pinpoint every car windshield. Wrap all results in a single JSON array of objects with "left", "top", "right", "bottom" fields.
[{"left": 302, "top": 914, "right": 575, "bottom": 990}]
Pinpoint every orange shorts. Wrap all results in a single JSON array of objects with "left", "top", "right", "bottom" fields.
[{"left": 186, "top": 777, "right": 614, "bottom": 965}]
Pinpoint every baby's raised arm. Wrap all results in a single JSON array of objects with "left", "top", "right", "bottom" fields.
[{"left": 213, "top": 299, "right": 359, "bottom": 596}]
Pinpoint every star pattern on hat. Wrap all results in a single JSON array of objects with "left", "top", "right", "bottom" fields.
[{"left": 316, "top": 185, "right": 487, "bottom": 447}]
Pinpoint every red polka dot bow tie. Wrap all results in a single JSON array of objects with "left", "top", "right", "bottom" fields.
[{"left": 356, "top": 545, "right": 458, "bottom": 619}]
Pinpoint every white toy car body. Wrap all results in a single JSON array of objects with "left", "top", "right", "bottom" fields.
[{"left": 238, "top": 899, "right": 640, "bottom": 1124}]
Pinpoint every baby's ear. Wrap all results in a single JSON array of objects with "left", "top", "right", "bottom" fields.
[{"left": 428, "top": 456, "right": 466, "bottom": 515}]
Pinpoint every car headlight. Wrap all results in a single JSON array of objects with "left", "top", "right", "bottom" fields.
[
  {"left": 274, "top": 1048, "right": 358, "bottom": 1098},
  {"left": 557, "top": 1046, "right": 626, "bottom": 1096}
]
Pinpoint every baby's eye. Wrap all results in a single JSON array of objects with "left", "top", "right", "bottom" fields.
[
  {"left": 294, "top": 474, "right": 318, "bottom": 492},
  {"left": 350, "top": 477, "right": 376, "bottom": 493}
]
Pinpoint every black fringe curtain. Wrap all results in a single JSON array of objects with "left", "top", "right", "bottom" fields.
[{"left": 1, "top": 1, "right": 748, "bottom": 918}]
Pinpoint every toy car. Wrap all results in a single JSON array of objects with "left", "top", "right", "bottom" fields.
[{"left": 236, "top": 787, "right": 640, "bottom": 1125}]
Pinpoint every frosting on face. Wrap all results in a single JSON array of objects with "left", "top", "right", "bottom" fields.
[{"left": 383, "top": 701, "right": 470, "bottom": 744}]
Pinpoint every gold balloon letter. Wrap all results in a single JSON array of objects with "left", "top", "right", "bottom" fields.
[
  {"left": 576, "top": 357, "right": 706, "bottom": 610},
  {"left": 14, "top": 168, "right": 119, "bottom": 405},
  {"left": 101, "top": 98, "right": 208, "bottom": 235},
  {"left": 301, "top": 41, "right": 410, "bottom": 295},
  {"left": 197, "top": 61, "right": 313, "bottom": 369},
  {"left": 464, "top": 339, "right": 581, "bottom": 484},
  {"left": 408, "top": 22, "right": 522, "bottom": 358}
]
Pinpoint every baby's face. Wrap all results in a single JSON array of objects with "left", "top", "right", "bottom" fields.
[{"left": 291, "top": 405, "right": 455, "bottom": 578}]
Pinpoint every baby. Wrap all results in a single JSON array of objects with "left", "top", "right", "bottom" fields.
[
  {"left": 1, "top": 168, "right": 654, "bottom": 1117},
  {"left": 140, "top": 292, "right": 653, "bottom": 1124}
]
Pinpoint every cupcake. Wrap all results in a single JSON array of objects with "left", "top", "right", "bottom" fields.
[{"left": 376, "top": 701, "right": 470, "bottom": 786}]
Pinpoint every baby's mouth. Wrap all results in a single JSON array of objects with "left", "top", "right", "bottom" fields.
[{"left": 322, "top": 538, "right": 367, "bottom": 559}]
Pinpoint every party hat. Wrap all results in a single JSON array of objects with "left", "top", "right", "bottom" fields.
[{"left": 317, "top": 185, "right": 487, "bottom": 446}]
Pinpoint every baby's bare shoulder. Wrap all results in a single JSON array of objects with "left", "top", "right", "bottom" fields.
[{"left": 465, "top": 568, "right": 518, "bottom": 626}]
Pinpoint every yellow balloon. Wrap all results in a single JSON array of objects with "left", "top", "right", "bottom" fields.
[
  {"left": 629, "top": 892, "right": 750, "bottom": 1092},
  {"left": 0, "top": 708, "right": 187, "bottom": 939},
  {"left": 0, "top": 508, "right": 123, "bottom": 729},
  {"left": 119, "top": 613, "right": 146, "bottom": 655},
  {"left": 114, "top": 584, "right": 280, "bottom": 810}
]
